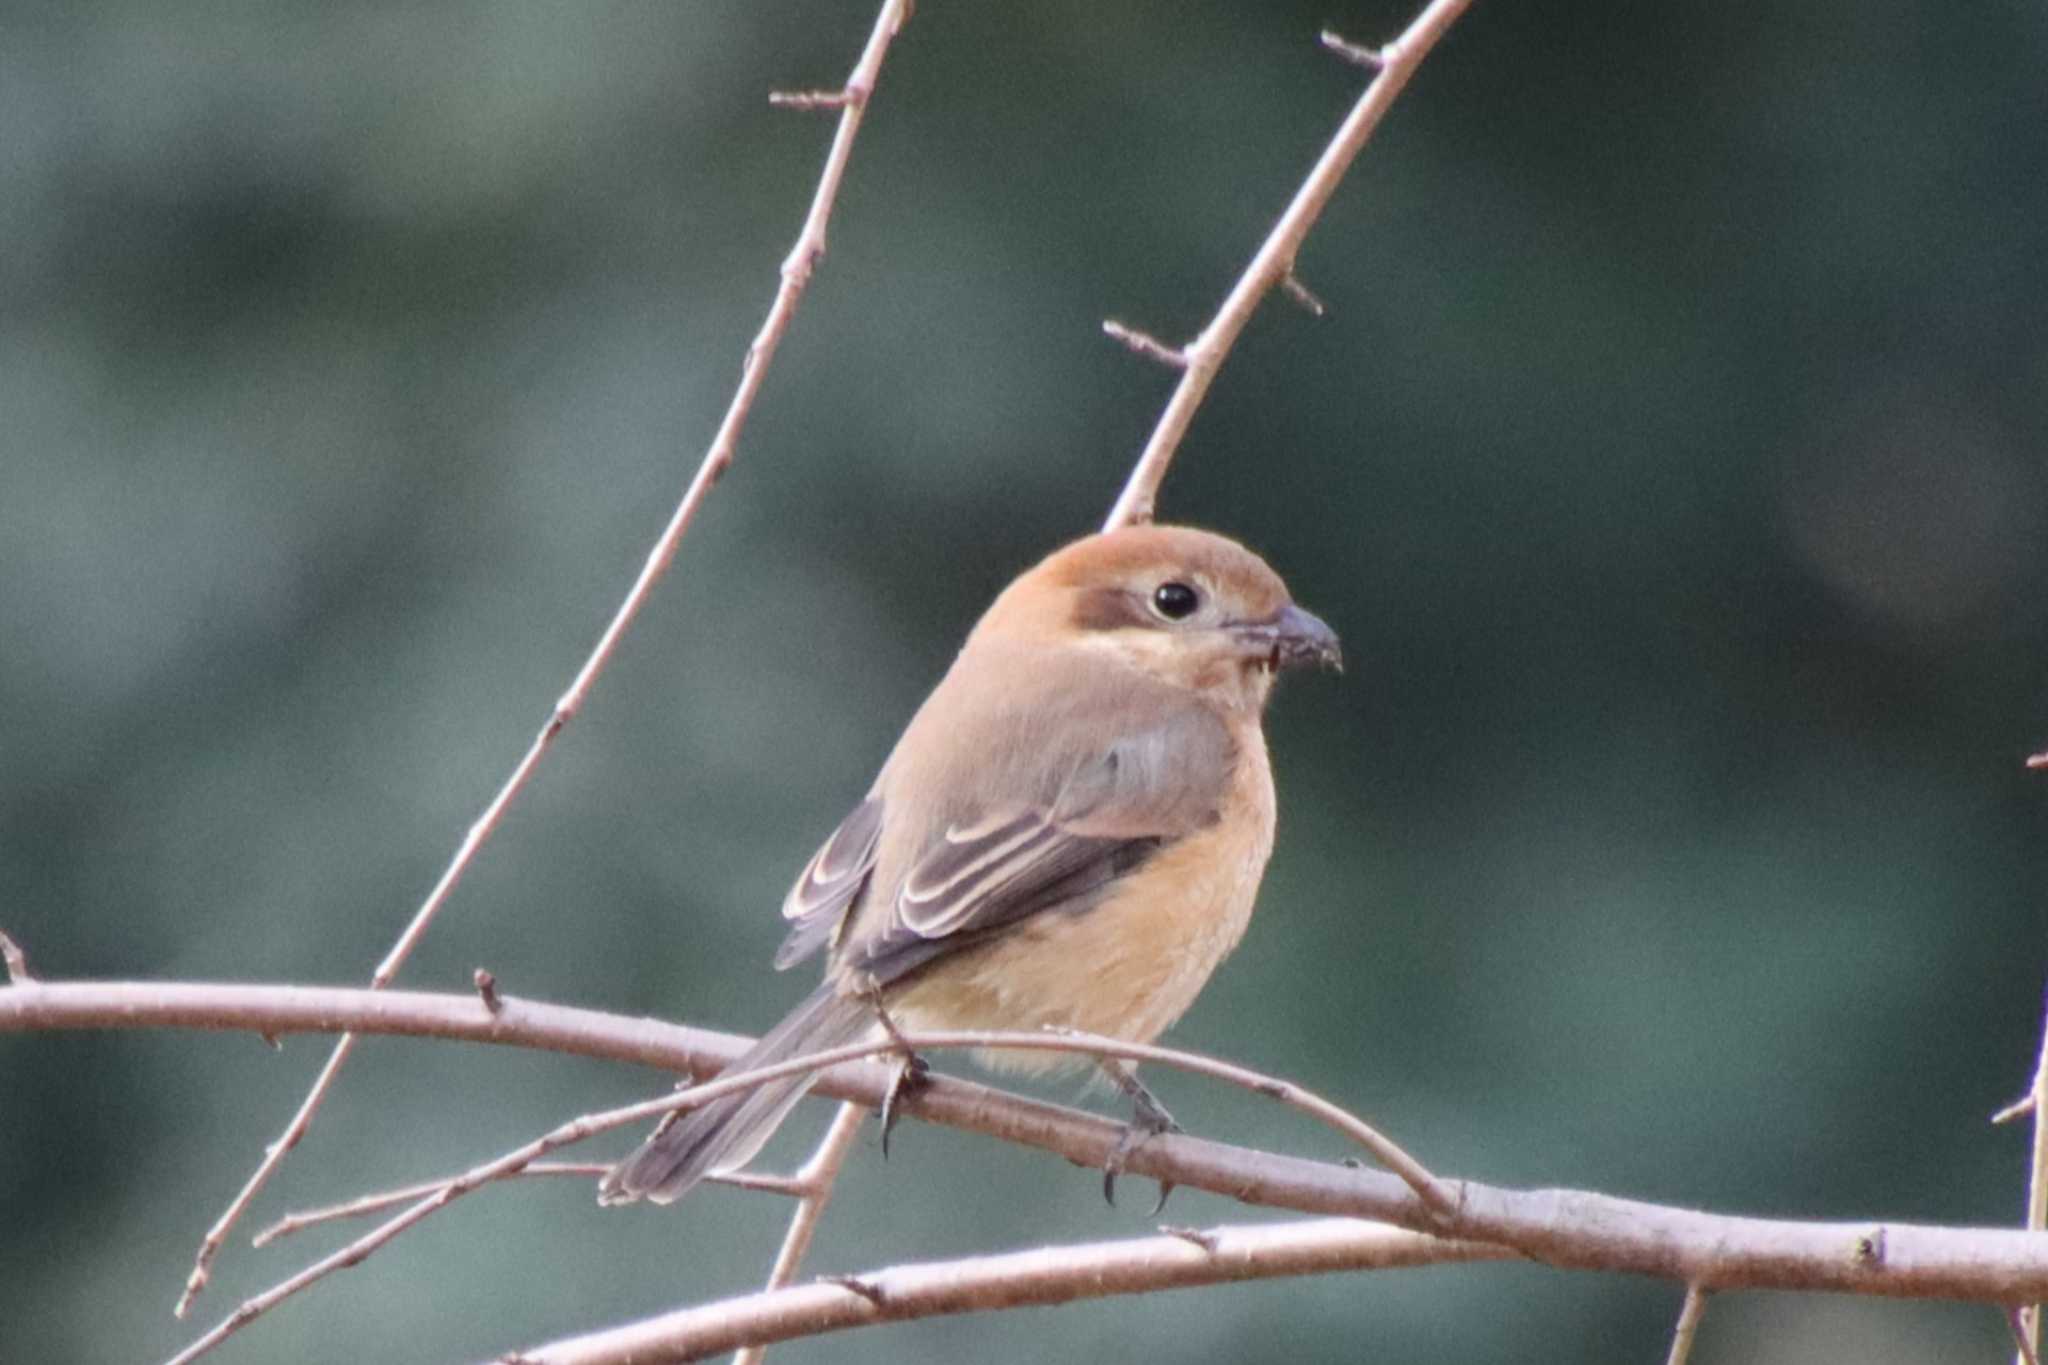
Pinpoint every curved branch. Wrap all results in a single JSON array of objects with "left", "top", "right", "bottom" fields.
[
  {"left": 516, "top": 1220, "right": 1508, "bottom": 1364},
  {"left": 1101, "top": 0, "right": 1477, "bottom": 530},
  {"left": 11, "top": 978, "right": 2048, "bottom": 1306}
]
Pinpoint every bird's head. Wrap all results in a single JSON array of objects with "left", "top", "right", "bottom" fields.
[{"left": 975, "top": 524, "right": 1340, "bottom": 712}]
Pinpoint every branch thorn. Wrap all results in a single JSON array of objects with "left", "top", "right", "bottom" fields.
[
  {"left": 1160, "top": 1224, "right": 1220, "bottom": 1253},
  {"left": 1103, "top": 320, "right": 1190, "bottom": 369},
  {"left": 1995, "top": 1093, "right": 2038, "bottom": 1125},
  {"left": 770, "top": 87, "right": 862, "bottom": 112},
  {"left": 1281, "top": 272, "right": 1328, "bottom": 316},
  {"left": 1321, "top": 30, "right": 1389, "bottom": 70},
  {"left": 0, "top": 930, "right": 31, "bottom": 984},
  {"left": 823, "top": 1273, "right": 887, "bottom": 1306},
  {"left": 474, "top": 968, "right": 503, "bottom": 1016}
]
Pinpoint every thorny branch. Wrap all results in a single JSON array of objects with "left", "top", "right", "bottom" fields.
[{"left": 1100, "top": 0, "right": 1477, "bottom": 531}]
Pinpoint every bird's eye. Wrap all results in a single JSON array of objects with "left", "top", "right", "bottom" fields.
[{"left": 1151, "top": 581, "right": 1201, "bottom": 620}]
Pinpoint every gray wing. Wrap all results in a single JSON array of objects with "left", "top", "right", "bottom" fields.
[
  {"left": 772, "top": 796, "right": 884, "bottom": 970},
  {"left": 844, "top": 716, "right": 1235, "bottom": 985}
]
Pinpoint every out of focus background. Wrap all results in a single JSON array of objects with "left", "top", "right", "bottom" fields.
[{"left": 3, "top": 2, "right": 2045, "bottom": 1360}]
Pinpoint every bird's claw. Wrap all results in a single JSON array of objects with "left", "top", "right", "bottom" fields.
[
  {"left": 1101, "top": 1100, "right": 1182, "bottom": 1212},
  {"left": 878, "top": 1052, "right": 929, "bottom": 1158}
]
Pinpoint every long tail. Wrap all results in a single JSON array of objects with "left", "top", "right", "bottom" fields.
[{"left": 598, "top": 982, "right": 873, "bottom": 1206}]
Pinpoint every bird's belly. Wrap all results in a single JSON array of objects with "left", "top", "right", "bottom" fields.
[{"left": 887, "top": 815, "right": 1273, "bottom": 1075}]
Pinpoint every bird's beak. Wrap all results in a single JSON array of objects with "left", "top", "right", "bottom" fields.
[{"left": 1235, "top": 603, "right": 1343, "bottom": 674}]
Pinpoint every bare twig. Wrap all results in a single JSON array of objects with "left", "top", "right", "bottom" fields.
[
  {"left": 515, "top": 1219, "right": 1506, "bottom": 1364},
  {"left": 1663, "top": 1283, "right": 1710, "bottom": 1365},
  {"left": 1101, "top": 0, "right": 1477, "bottom": 531},
  {"left": 172, "top": 0, "right": 915, "bottom": 1319},
  {"left": 732, "top": 1101, "right": 870, "bottom": 1365},
  {"left": 0, "top": 929, "right": 30, "bottom": 984}
]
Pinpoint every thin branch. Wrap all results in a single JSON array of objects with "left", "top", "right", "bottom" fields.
[
  {"left": 732, "top": 1100, "right": 869, "bottom": 1365},
  {"left": 16, "top": 980, "right": 2048, "bottom": 1308},
  {"left": 1101, "top": 0, "right": 1477, "bottom": 531},
  {"left": 514, "top": 1219, "right": 1506, "bottom": 1364},
  {"left": 251, "top": 1162, "right": 808, "bottom": 1247},
  {"left": 2013, "top": 981, "right": 2048, "bottom": 1365},
  {"left": 2015, "top": 1305, "right": 2046, "bottom": 1365},
  {"left": 172, "top": 0, "right": 914, "bottom": 1319},
  {"left": 252, "top": 1163, "right": 612, "bottom": 1246},
  {"left": 1664, "top": 1283, "right": 1710, "bottom": 1365}
]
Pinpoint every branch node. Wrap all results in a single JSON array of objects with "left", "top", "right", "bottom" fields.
[
  {"left": 1, "top": 930, "right": 34, "bottom": 984},
  {"left": 823, "top": 1272, "right": 887, "bottom": 1307},
  {"left": 1851, "top": 1226, "right": 1889, "bottom": 1269},
  {"left": 1102, "top": 319, "right": 1190, "bottom": 369},
  {"left": 474, "top": 969, "right": 503, "bottom": 1016},
  {"left": 1320, "top": 29, "right": 1389, "bottom": 70}
]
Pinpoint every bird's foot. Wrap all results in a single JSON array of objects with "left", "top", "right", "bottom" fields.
[
  {"left": 862, "top": 983, "right": 929, "bottom": 1159},
  {"left": 1100, "top": 1068, "right": 1182, "bottom": 1213}
]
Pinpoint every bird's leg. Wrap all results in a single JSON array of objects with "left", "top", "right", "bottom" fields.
[
  {"left": 1098, "top": 1058, "right": 1182, "bottom": 1214},
  {"left": 860, "top": 982, "right": 928, "bottom": 1158}
]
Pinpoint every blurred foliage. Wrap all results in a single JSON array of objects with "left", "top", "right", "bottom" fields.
[{"left": 2, "top": 2, "right": 2046, "bottom": 1361}]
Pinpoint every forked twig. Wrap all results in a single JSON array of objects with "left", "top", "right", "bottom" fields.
[
  {"left": 172, "top": 0, "right": 915, "bottom": 1319},
  {"left": 1101, "top": 0, "right": 1478, "bottom": 531},
  {"left": 165, "top": 1025, "right": 1442, "bottom": 1365}
]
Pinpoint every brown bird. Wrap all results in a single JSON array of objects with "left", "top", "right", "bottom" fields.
[{"left": 599, "top": 524, "right": 1340, "bottom": 1206}]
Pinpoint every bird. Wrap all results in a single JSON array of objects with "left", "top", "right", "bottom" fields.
[{"left": 599, "top": 523, "right": 1340, "bottom": 1207}]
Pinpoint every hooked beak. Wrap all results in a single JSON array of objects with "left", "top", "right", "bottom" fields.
[{"left": 1235, "top": 603, "right": 1343, "bottom": 674}]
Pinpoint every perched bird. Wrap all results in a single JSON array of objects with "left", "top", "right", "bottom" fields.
[{"left": 599, "top": 524, "right": 1340, "bottom": 1206}]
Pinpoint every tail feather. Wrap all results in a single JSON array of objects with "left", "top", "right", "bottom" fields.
[{"left": 599, "top": 983, "right": 872, "bottom": 1206}]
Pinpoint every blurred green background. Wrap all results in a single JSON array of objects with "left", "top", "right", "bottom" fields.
[{"left": 3, "top": 1, "right": 2046, "bottom": 1361}]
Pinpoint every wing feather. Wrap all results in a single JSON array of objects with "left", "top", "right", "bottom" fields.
[{"left": 772, "top": 797, "right": 884, "bottom": 970}]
